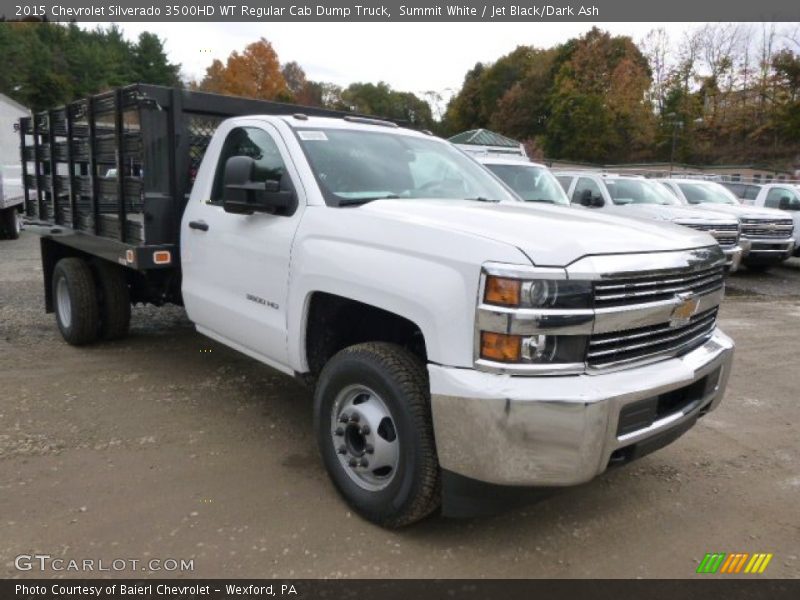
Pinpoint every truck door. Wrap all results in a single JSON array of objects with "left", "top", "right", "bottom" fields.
[{"left": 181, "top": 121, "right": 303, "bottom": 372}]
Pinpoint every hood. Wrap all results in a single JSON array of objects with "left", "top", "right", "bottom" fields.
[
  {"left": 689, "top": 203, "right": 791, "bottom": 220},
  {"left": 357, "top": 199, "right": 715, "bottom": 266},
  {"left": 605, "top": 203, "right": 737, "bottom": 224}
]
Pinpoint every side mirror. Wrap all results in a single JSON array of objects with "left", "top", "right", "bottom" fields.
[
  {"left": 579, "top": 189, "right": 603, "bottom": 207},
  {"left": 222, "top": 156, "right": 293, "bottom": 215},
  {"left": 779, "top": 196, "right": 792, "bottom": 210}
]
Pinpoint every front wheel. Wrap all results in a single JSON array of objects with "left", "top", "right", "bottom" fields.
[{"left": 314, "top": 342, "right": 441, "bottom": 528}]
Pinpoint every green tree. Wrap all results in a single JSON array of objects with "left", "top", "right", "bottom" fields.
[
  {"left": 132, "top": 32, "right": 180, "bottom": 86},
  {"left": 341, "top": 81, "right": 434, "bottom": 128},
  {"left": 545, "top": 28, "right": 655, "bottom": 162},
  {"left": 0, "top": 22, "right": 181, "bottom": 111}
]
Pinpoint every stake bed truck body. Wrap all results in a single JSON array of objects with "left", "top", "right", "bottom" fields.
[{"left": 18, "top": 84, "right": 734, "bottom": 526}]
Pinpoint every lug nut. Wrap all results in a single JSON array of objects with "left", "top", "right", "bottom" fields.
[
  {"left": 359, "top": 458, "right": 369, "bottom": 468},
  {"left": 339, "top": 414, "right": 349, "bottom": 423},
  {"left": 334, "top": 427, "right": 344, "bottom": 436},
  {"left": 360, "top": 425, "right": 370, "bottom": 435},
  {"left": 348, "top": 458, "right": 358, "bottom": 468},
  {"left": 337, "top": 445, "right": 347, "bottom": 454},
  {"left": 365, "top": 444, "right": 374, "bottom": 454}
]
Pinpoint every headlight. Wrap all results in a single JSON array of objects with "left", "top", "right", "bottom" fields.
[
  {"left": 484, "top": 275, "right": 592, "bottom": 309},
  {"left": 479, "top": 332, "right": 588, "bottom": 364},
  {"left": 477, "top": 266, "right": 594, "bottom": 374}
]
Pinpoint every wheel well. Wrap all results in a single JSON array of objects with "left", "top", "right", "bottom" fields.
[
  {"left": 304, "top": 292, "right": 427, "bottom": 377},
  {"left": 41, "top": 238, "right": 89, "bottom": 313}
]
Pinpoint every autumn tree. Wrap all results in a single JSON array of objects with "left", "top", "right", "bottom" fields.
[
  {"left": 198, "top": 37, "right": 289, "bottom": 101},
  {"left": 443, "top": 47, "right": 539, "bottom": 133},
  {"left": 545, "top": 28, "right": 655, "bottom": 162},
  {"left": 489, "top": 48, "right": 558, "bottom": 141}
]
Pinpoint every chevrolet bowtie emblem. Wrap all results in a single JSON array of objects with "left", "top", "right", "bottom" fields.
[{"left": 670, "top": 292, "right": 699, "bottom": 328}]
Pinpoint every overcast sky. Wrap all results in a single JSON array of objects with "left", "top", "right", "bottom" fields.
[{"left": 87, "top": 21, "right": 702, "bottom": 101}]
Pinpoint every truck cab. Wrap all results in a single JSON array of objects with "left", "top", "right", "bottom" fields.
[
  {"left": 19, "top": 85, "right": 735, "bottom": 527},
  {"left": 555, "top": 172, "right": 743, "bottom": 271},
  {"left": 657, "top": 179, "right": 796, "bottom": 269}
]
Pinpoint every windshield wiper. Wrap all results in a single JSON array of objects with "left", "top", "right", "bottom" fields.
[
  {"left": 337, "top": 195, "right": 399, "bottom": 207},
  {"left": 525, "top": 198, "right": 556, "bottom": 204},
  {"left": 465, "top": 197, "right": 500, "bottom": 203}
]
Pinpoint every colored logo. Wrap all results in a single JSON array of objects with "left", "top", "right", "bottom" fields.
[
  {"left": 670, "top": 292, "right": 699, "bottom": 328},
  {"left": 697, "top": 552, "right": 773, "bottom": 574}
]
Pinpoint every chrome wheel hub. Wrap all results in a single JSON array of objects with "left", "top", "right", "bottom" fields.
[
  {"left": 331, "top": 385, "right": 399, "bottom": 492},
  {"left": 56, "top": 277, "right": 72, "bottom": 329}
]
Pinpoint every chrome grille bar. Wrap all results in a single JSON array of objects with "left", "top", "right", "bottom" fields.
[
  {"left": 594, "top": 265, "right": 724, "bottom": 306},
  {"left": 587, "top": 308, "right": 718, "bottom": 368}
]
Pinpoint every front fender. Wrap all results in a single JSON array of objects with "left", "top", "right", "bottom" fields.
[{"left": 286, "top": 207, "right": 531, "bottom": 371}]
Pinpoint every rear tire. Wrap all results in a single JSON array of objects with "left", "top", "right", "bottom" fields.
[
  {"left": 0, "top": 207, "right": 19, "bottom": 240},
  {"left": 53, "top": 258, "right": 99, "bottom": 345},
  {"left": 94, "top": 261, "right": 131, "bottom": 340},
  {"left": 314, "top": 342, "right": 441, "bottom": 528}
]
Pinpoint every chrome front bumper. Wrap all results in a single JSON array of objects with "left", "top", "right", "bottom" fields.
[
  {"left": 722, "top": 245, "right": 743, "bottom": 272},
  {"left": 429, "top": 328, "right": 734, "bottom": 486},
  {"left": 741, "top": 237, "right": 795, "bottom": 262}
]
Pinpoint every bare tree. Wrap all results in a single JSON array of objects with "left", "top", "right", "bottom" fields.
[{"left": 640, "top": 28, "right": 671, "bottom": 114}]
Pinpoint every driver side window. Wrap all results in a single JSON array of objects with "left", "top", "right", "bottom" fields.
[
  {"left": 765, "top": 187, "right": 797, "bottom": 209},
  {"left": 211, "top": 127, "right": 288, "bottom": 204}
]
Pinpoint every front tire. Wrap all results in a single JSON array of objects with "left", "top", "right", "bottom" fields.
[
  {"left": 314, "top": 342, "right": 441, "bottom": 528},
  {"left": 53, "top": 258, "right": 99, "bottom": 345}
]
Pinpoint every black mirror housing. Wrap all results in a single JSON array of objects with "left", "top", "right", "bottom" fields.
[
  {"left": 579, "top": 189, "right": 603, "bottom": 207},
  {"left": 222, "top": 156, "right": 294, "bottom": 215},
  {"left": 779, "top": 197, "right": 791, "bottom": 210}
]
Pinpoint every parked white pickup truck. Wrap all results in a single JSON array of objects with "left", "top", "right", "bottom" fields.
[
  {"left": 553, "top": 171, "right": 743, "bottom": 271},
  {"left": 745, "top": 183, "right": 800, "bottom": 257},
  {"left": 657, "top": 179, "right": 796, "bottom": 269},
  {"left": 19, "top": 85, "right": 735, "bottom": 527}
]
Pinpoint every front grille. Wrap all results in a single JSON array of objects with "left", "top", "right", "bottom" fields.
[
  {"left": 593, "top": 264, "right": 724, "bottom": 307},
  {"left": 741, "top": 219, "right": 793, "bottom": 239},
  {"left": 681, "top": 223, "right": 739, "bottom": 247},
  {"left": 588, "top": 307, "right": 718, "bottom": 368}
]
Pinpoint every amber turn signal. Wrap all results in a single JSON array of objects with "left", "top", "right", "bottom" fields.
[
  {"left": 484, "top": 276, "right": 521, "bottom": 307},
  {"left": 480, "top": 332, "right": 522, "bottom": 362}
]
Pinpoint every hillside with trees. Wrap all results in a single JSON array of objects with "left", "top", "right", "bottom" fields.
[
  {"left": 443, "top": 25, "right": 800, "bottom": 168},
  {"left": 2, "top": 21, "right": 798, "bottom": 168}
]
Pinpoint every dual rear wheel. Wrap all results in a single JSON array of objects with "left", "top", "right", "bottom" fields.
[{"left": 52, "top": 257, "right": 131, "bottom": 345}]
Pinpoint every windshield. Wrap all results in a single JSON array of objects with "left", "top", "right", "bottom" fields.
[
  {"left": 484, "top": 164, "right": 570, "bottom": 206},
  {"left": 605, "top": 178, "right": 680, "bottom": 205},
  {"left": 677, "top": 182, "right": 739, "bottom": 205},
  {"left": 294, "top": 128, "right": 518, "bottom": 206}
]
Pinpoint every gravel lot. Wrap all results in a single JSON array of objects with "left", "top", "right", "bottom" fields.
[{"left": 1, "top": 231, "right": 799, "bottom": 579}]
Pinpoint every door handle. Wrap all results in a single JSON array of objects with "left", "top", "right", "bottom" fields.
[{"left": 188, "top": 220, "right": 209, "bottom": 232}]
